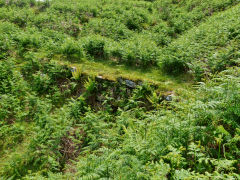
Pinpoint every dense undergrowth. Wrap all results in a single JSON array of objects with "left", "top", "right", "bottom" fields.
[
  {"left": 0, "top": 0, "right": 240, "bottom": 179},
  {"left": 0, "top": 0, "right": 239, "bottom": 74}
]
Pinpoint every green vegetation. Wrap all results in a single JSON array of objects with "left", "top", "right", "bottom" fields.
[{"left": 0, "top": 0, "right": 239, "bottom": 179}]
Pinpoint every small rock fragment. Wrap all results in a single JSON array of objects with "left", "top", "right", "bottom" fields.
[
  {"left": 71, "top": 67, "right": 77, "bottom": 72},
  {"left": 165, "top": 95, "right": 173, "bottom": 101},
  {"left": 96, "top": 76, "right": 103, "bottom": 79}
]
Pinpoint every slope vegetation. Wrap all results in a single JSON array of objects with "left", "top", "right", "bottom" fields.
[{"left": 0, "top": 0, "right": 239, "bottom": 179}]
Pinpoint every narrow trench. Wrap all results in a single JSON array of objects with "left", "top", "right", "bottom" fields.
[{"left": 70, "top": 72, "right": 169, "bottom": 113}]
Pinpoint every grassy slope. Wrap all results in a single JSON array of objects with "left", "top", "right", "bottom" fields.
[
  {"left": 49, "top": 1, "right": 240, "bottom": 85},
  {"left": 159, "top": 3, "right": 240, "bottom": 77},
  {"left": 0, "top": 0, "right": 238, "bottom": 74},
  {"left": 55, "top": 3, "right": 239, "bottom": 92},
  {"left": 0, "top": 0, "right": 239, "bottom": 179}
]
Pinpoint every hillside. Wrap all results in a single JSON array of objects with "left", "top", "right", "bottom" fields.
[{"left": 0, "top": 0, "right": 239, "bottom": 179}]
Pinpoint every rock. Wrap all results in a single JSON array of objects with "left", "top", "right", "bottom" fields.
[
  {"left": 70, "top": 67, "right": 77, "bottom": 72},
  {"left": 165, "top": 95, "right": 173, "bottom": 101},
  {"left": 125, "top": 80, "right": 136, "bottom": 88},
  {"left": 96, "top": 75, "right": 103, "bottom": 80},
  {"left": 117, "top": 78, "right": 137, "bottom": 88}
]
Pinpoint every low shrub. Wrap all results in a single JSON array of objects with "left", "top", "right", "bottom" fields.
[
  {"left": 106, "top": 35, "right": 160, "bottom": 66},
  {"left": 82, "top": 18, "right": 133, "bottom": 41},
  {"left": 124, "top": 7, "right": 152, "bottom": 31},
  {"left": 60, "top": 38, "right": 85, "bottom": 60},
  {"left": 0, "top": 61, "right": 14, "bottom": 94},
  {"left": 158, "top": 46, "right": 189, "bottom": 75},
  {"left": 82, "top": 35, "right": 110, "bottom": 58}
]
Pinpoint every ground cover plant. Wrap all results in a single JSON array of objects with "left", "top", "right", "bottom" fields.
[{"left": 0, "top": 0, "right": 239, "bottom": 179}]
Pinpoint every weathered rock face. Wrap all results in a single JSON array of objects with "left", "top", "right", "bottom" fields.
[
  {"left": 165, "top": 95, "right": 173, "bottom": 101},
  {"left": 117, "top": 77, "right": 144, "bottom": 89},
  {"left": 69, "top": 69, "right": 166, "bottom": 112},
  {"left": 162, "top": 91, "right": 177, "bottom": 102},
  {"left": 125, "top": 80, "right": 136, "bottom": 88},
  {"left": 70, "top": 67, "right": 77, "bottom": 72}
]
